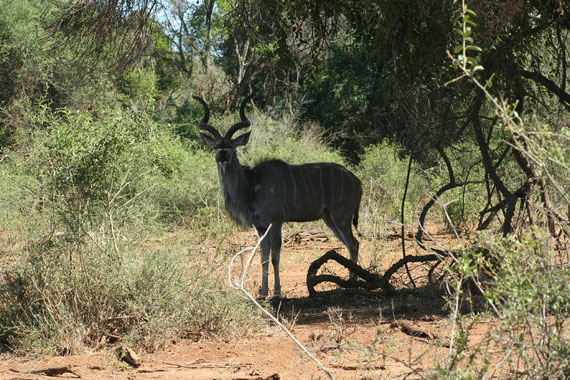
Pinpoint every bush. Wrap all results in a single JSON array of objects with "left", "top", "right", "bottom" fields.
[
  {"left": 242, "top": 114, "right": 344, "bottom": 166},
  {"left": 0, "top": 103, "right": 261, "bottom": 354},
  {"left": 20, "top": 103, "right": 225, "bottom": 232},
  {"left": 441, "top": 231, "right": 570, "bottom": 378},
  {"left": 484, "top": 233, "right": 570, "bottom": 378},
  {"left": 357, "top": 140, "right": 432, "bottom": 223},
  {"left": 0, "top": 235, "right": 262, "bottom": 354}
]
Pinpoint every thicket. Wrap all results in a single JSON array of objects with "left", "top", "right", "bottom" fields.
[{"left": 0, "top": 102, "right": 243, "bottom": 353}]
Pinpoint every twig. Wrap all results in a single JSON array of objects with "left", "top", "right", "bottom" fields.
[
  {"left": 401, "top": 155, "right": 416, "bottom": 288},
  {"left": 228, "top": 225, "right": 335, "bottom": 380},
  {"left": 447, "top": 277, "right": 462, "bottom": 366}
]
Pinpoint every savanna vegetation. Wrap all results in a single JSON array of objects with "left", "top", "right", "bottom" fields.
[{"left": 0, "top": 0, "right": 568, "bottom": 378}]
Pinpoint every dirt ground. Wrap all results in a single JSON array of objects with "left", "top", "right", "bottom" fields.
[{"left": 0, "top": 227, "right": 494, "bottom": 380}]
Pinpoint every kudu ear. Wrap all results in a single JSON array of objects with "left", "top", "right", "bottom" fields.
[
  {"left": 199, "top": 132, "right": 217, "bottom": 149},
  {"left": 232, "top": 131, "right": 251, "bottom": 147}
]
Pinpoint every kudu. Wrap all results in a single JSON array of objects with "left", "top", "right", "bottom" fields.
[{"left": 193, "top": 94, "right": 362, "bottom": 298}]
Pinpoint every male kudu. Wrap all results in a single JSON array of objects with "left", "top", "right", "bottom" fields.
[{"left": 193, "top": 94, "right": 362, "bottom": 299}]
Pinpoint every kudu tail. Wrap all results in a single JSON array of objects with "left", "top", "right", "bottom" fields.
[{"left": 353, "top": 189, "right": 362, "bottom": 237}]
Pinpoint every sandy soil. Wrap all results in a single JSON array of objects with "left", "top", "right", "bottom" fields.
[{"left": 0, "top": 227, "right": 494, "bottom": 380}]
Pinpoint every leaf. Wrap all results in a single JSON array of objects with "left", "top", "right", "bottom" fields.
[
  {"left": 466, "top": 56, "right": 478, "bottom": 66},
  {"left": 466, "top": 45, "right": 482, "bottom": 52},
  {"left": 465, "top": 9, "right": 477, "bottom": 17}
]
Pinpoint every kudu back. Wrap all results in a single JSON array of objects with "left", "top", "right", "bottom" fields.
[{"left": 193, "top": 94, "right": 362, "bottom": 298}]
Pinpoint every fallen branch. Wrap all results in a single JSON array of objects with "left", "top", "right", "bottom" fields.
[
  {"left": 10, "top": 366, "right": 80, "bottom": 378},
  {"left": 391, "top": 320, "right": 438, "bottom": 341},
  {"left": 306, "top": 250, "right": 441, "bottom": 296}
]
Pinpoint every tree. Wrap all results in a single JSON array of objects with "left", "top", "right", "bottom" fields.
[{"left": 265, "top": 0, "right": 570, "bottom": 237}]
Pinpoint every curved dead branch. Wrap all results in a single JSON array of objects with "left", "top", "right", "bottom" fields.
[
  {"left": 306, "top": 250, "right": 441, "bottom": 297},
  {"left": 49, "top": 0, "right": 158, "bottom": 74}
]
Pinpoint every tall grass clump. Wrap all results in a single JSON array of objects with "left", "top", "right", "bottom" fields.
[
  {"left": 0, "top": 235, "right": 262, "bottom": 354},
  {"left": 241, "top": 113, "right": 344, "bottom": 166},
  {"left": 0, "top": 103, "right": 263, "bottom": 355}
]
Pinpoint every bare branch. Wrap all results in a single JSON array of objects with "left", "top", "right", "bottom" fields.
[
  {"left": 518, "top": 69, "right": 570, "bottom": 106},
  {"left": 228, "top": 225, "right": 335, "bottom": 380}
]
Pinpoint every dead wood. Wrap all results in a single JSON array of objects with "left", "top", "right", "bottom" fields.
[
  {"left": 391, "top": 320, "right": 437, "bottom": 340},
  {"left": 10, "top": 365, "right": 80, "bottom": 378},
  {"left": 307, "top": 250, "right": 441, "bottom": 296},
  {"left": 117, "top": 346, "right": 142, "bottom": 368}
]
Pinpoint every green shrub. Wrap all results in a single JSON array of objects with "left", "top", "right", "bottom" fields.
[
  {"left": 0, "top": 103, "right": 261, "bottom": 354},
  {"left": 242, "top": 115, "right": 344, "bottom": 166},
  {"left": 19, "top": 103, "right": 224, "bottom": 232},
  {"left": 357, "top": 140, "right": 431, "bottom": 223},
  {"left": 441, "top": 231, "right": 570, "bottom": 378},
  {"left": 484, "top": 233, "right": 570, "bottom": 378}
]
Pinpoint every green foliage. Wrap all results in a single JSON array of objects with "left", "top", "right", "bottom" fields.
[
  {"left": 358, "top": 141, "right": 431, "bottom": 222},
  {"left": 0, "top": 103, "right": 263, "bottom": 354},
  {"left": 437, "top": 3, "right": 570, "bottom": 376},
  {"left": 38, "top": 106, "right": 160, "bottom": 234},
  {"left": 158, "top": 59, "right": 234, "bottom": 139},
  {"left": 301, "top": 46, "right": 389, "bottom": 161},
  {"left": 444, "top": 231, "right": 570, "bottom": 378},
  {"left": 118, "top": 67, "right": 158, "bottom": 108},
  {"left": 241, "top": 115, "right": 344, "bottom": 166},
  {"left": 0, "top": 0, "right": 54, "bottom": 105},
  {"left": 21, "top": 102, "right": 224, "bottom": 234}
]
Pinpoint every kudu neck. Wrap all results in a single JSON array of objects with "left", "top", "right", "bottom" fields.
[{"left": 217, "top": 152, "right": 253, "bottom": 226}]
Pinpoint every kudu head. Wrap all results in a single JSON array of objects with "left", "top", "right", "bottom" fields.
[{"left": 193, "top": 94, "right": 257, "bottom": 175}]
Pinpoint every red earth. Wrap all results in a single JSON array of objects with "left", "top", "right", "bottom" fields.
[{"left": 0, "top": 226, "right": 495, "bottom": 379}]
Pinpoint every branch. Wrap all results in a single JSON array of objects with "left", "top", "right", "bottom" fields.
[
  {"left": 228, "top": 225, "right": 335, "bottom": 380},
  {"left": 401, "top": 156, "right": 416, "bottom": 288},
  {"left": 306, "top": 250, "right": 442, "bottom": 297},
  {"left": 415, "top": 180, "right": 479, "bottom": 245},
  {"left": 518, "top": 69, "right": 570, "bottom": 106}
]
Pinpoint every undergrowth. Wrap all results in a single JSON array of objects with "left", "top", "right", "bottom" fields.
[
  {"left": 0, "top": 103, "right": 264, "bottom": 354},
  {"left": 0, "top": 102, "right": 366, "bottom": 355}
]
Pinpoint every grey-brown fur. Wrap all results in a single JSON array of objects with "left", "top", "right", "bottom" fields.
[{"left": 193, "top": 94, "right": 362, "bottom": 298}]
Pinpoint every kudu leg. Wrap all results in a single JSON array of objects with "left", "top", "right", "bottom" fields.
[
  {"left": 257, "top": 226, "right": 271, "bottom": 298},
  {"left": 268, "top": 222, "right": 283, "bottom": 299},
  {"left": 323, "top": 215, "right": 360, "bottom": 280}
]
